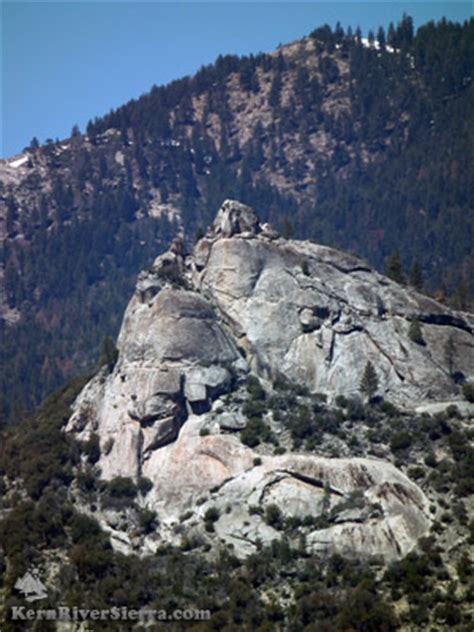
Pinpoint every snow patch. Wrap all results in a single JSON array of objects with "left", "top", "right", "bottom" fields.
[{"left": 361, "top": 38, "right": 396, "bottom": 54}]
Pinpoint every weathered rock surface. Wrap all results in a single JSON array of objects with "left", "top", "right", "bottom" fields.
[
  {"left": 67, "top": 200, "right": 474, "bottom": 560},
  {"left": 193, "top": 202, "right": 473, "bottom": 406}
]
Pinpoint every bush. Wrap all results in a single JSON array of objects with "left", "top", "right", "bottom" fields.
[
  {"left": 378, "top": 400, "right": 399, "bottom": 417},
  {"left": 462, "top": 383, "right": 474, "bottom": 403},
  {"left": 241, "top": 418, "right": 272, "bottom": 447},
  {"left": 335, "top": 395, "right": 348, "bottom": 408},
  {"left": 407, "top": 466, "right": 425, "bottom": 480},
  {"left": 408, "top": 319, "right": 425, "bottom": 345},
  {"left": 424, "top": 452, "right": 438, "bottom": 468},
  {"left": 390, "top": 431, "right": 412, "bottom": 453},
  {"left": 265, "top": 504, "right": 283, "bottom": 529},
  {"left": 204, "top": 506, "right": 219, "bottom": 533},
  {"left": 137, "top": 508, "right": 157, "bottom": 533},
  {"left": 69, "top": 513, "right": 102, "bottom": 544},
  {"left": 106, "top": 476, "right": 137, "bottom": 498},
  {"left": 137, "top": 477, "right": 153, "bottom": 495},
  {"left": 204, "top": 507, "right": 220, "bottom": 523},
  {"left": 156, "top": 262, "right": 185, "bottom": 288},
  {"left": 82, "top": 433, "right": 101, "bottom": 464},
  {"left": 243, "top": 399, "right": 266, "bottom": 419},
  {"left": 445, "top": 404, "right": 459, "bottom": 418},
  {"left": 346, "top": 397, "right": 366, "bottom": 421},
  {"left": 246, "top": 375, "right": 266, "bottom": 401}
]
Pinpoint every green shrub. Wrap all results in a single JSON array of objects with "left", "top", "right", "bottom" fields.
[
  {"left": 106, "top": 476, "right": 137, "bottom": 498},
  {"left": 346, "top": 397, "right": 366, "bottom": 421},
  {"left": 424, "top": 452, "right": 438, "bottom": 468},
  {"left": 241, "top": 417, "right": 272, "bottom": 447},
  {"left": 301, "top": 260, "right": 310, "bottom": 276},
  {"left": 137, "top": 508, "right": 158, "bottom": 533},
  {"left": 462, "top": 383, "right": 474, "bottom": 403},
  {"left": 335, "top": 395, "right": 348, "bottom": 408},
  {"left": 204, "top": 506, "right": 219, "bottom": 533},
  {"left": 82, "top": 433, "right": 101, "bottom": 464},
  {"left": 243, "top": 399, "right": 266, "bottom": 419},
  {"left": 407, "top": 466, "right": 425, "bottom": 480},
  {"left": 69, "top": 513, "right": 102, "bottom": 544},
  {"left": 378, "top": 400, "right": 399, "bottom": 417},
  {"left": 408, "top": 319, "right": 425, "bottom": 345},
  {"left": 204, "top": 507, "right": 220, "bottom": 523},
  {"left": 445, "top": 404, "right": 459, "bottom": 418},
  {"left": 246, "top": 375, "right": 266, "bottom": 401},
  {"left": 137, "top": 477, "right": 153, "bottom": 495},
  {"left": 265, "top": 504, "right": 283, "bottom": 529},
  {"left": 390, "top": 431, "right": 412, "bottom": 453}
]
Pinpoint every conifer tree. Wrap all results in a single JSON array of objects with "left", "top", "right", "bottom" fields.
[
  {"left": 99, "top": 336, "right": 119, "bottom": 373},
  {"left": 410, "top": 262, "right": 423, "bottom": 290},
  {"left": 360, "top": 361, "right": 378, "bottom": 402},
  {"left": 386, "top": 252, "right": 405, "bottom": 285},
  {"left": 444, "top": 335, "right": 455, "bottom": 378}
]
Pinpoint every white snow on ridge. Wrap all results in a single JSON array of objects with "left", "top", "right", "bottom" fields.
[
  {"left": 361, "top": 38, "right": 396, "bottom": 53},
  {"left": 8, "top": 155, "right": 29, "bottom": 169}
]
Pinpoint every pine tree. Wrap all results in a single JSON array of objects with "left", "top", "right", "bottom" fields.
[
  {"left": 444, "top": 335, "right": 455, "bottom": 378},
  {"left": 377, "top": 26, "right": 386, "bottom": 49},
  {"left": 386, "top": 252, "right": 405, "bottom": 284},
  {"left": 410, "top": 262, "right": 423, "bottom": 290},
  {"left": 360, "top": 361, "right": 378, "bottom": 401},
  {"left": 99, "top": 336, "right": 119, "bottom": 373}
]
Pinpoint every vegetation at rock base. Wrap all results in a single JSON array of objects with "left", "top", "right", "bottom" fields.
[
  {"left": 0, "top": 377, "right": 473, "bottom": 630},
  {"left": 1, "top": 15, "right": 473, "bottom": 422},
  {"left": 462, "top": 383, "right": 474, "bottom": 403}
]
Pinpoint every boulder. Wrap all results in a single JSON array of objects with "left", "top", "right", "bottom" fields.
[{"left": 66, "top": 200, "right": 474, "bottom": 560}]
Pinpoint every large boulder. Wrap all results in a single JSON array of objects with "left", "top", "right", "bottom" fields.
[
  {"left": 67, "top": 200, "right": 473, "bottom": 560},
  {"left": 192, "top": 202, "right": 473, "bottom": 406}
]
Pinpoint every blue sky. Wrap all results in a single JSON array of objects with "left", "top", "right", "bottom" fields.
[{"left": 2, "top": 1, "right": 472, "bottom": 158}]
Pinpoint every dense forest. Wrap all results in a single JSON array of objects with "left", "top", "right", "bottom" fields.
[{"left": 1, "top": 15, "right": 473, "bottom": 422}]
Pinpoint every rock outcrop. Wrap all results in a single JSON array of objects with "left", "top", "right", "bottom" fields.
[{"left": 67, "top": 200, "right": 474, "bottom": 560}]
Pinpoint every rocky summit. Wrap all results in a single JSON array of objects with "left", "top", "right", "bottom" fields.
[{"left": 66, "top": 200, "right": 473, "bottom": 559}]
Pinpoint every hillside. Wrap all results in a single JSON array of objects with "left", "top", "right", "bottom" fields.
[{"left": 1, "top": 16, "right": 473, "bottom": 421}]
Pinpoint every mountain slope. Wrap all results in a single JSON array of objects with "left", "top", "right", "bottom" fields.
[{"left": 1, "top": 16, "right": 473, "bottom": 421}]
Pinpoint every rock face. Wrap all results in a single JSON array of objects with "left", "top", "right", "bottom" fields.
[
  {"left": 194, "top": 201, "right": 473, "bottom": 405},
  {"left": 67, "top": 200, "right": 474, "bottom": 559}
]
